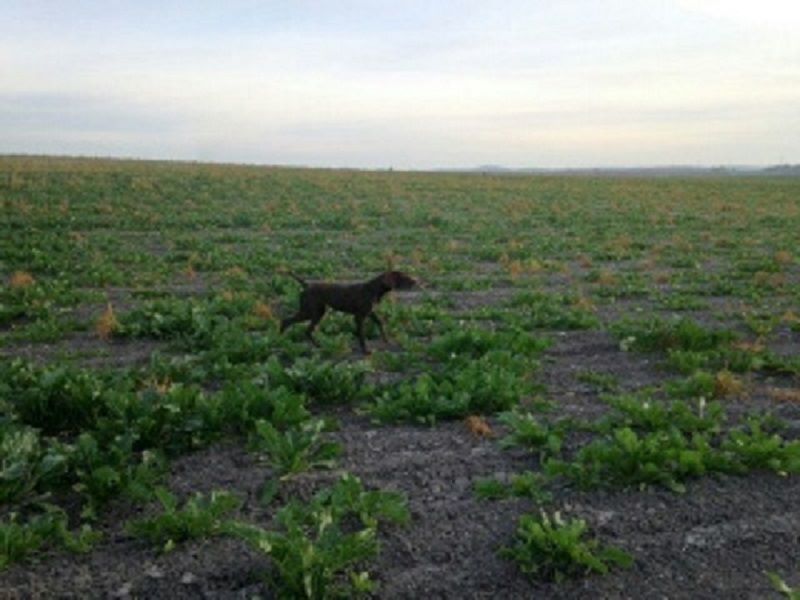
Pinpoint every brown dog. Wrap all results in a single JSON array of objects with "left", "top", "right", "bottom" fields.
[{"left": 280, "top": 271, "right": 417, "bottom": 353}]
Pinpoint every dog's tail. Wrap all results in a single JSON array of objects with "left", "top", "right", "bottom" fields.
[{"left": 287, "top": 271, "right": 308, "bottom": 288}]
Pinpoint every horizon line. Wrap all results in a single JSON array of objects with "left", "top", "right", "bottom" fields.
[{"left": 1, "top": 152, "right": 798, "bottom": 174}]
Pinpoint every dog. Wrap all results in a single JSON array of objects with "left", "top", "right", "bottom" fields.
[{"left": 280, "top": 271, "right": 417, "bottom": 353}]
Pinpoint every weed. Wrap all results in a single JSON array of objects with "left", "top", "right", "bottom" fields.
[
  {"left": 95, "top": 302, "right": 119, "bottom": 340},
  {"left": 9, "top": 271, "right": 36, "bottom": 289},
  {"left": 465, "top": 415, "right": 494, "bottom": 438}
]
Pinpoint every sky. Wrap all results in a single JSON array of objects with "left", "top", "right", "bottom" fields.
[{"left": 1, "top": 1, "right": 799, "bottom": 169}]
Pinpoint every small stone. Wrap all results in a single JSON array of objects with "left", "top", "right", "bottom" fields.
[
  {"left": 595, "top": 510, "right": 616, "bottom": 526},
  {"left": 181, "top": 572, "right": 198, "bottom": 585},
  {"left": 145, "top": 565, "right": 165, "bottom": 579},
  {"left": 492, "top": 471, "right": 509, "bottom": 483},
  {"left": 113, "top": 582, "right": 133, "bottom": 598}
]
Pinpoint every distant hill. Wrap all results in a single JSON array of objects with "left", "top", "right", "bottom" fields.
[
  {"left": 447, "top": 165, "right": 800, "bottom": 177},
  {"left": 760, "top": 164, "right": 800, "bottom": 176}
]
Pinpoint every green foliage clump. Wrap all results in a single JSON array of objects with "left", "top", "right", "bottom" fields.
[
  {"left": 548, "top": 408, "right": 799, "bottom": 493},
  {"left": 613, "top": 317, "right": 735, "bottom": 353},
  {"left": 547, "top": 426, "right": 714, "bottom": 493},
  {"left": 498, "top": 410, "right": 564, "bottom": 460},
  {"left": 250, "top": 418, "right": 341, "bottom": 479},
  {"left": 597, "top": 395, "right": 723, "bottom": 436},
  {"left": 0, "top": 359, "right": 112, "bottom": 435},
  {"left": 474, "top": 471, "right": 551, "bottom": 504},
  {"left": 126, "top": 488, "right": 241, "bottom": 551},
  {"left": 0, "top": 423, "right": 69, "bottom": 505},
  {"left": 767, "top": 571, "right": 800, "bottom": 599},
  {"left": 370, "top": 328, "right": 545, "bottom": 424},
  {"left": 508, "top": 291, "right": 600, "bottom": 330},
  {"left": 229, "top": 474, "right": 408, "bottom": 599},
  {"left": 280, "top": 357, "right": 373, "bottom": 405},
  {"left": 1, "top": 510, "right": 99, "bottom": 569},
  {"left": 500, "top": 511, "right": 632, "bottom": 582}
]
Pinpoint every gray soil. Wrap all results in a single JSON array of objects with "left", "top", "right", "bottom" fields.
[{"left": 2, "top": 290, "right": 800, "bottom": 599}]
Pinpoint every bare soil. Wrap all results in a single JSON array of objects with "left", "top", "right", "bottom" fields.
[{"left": 2, "top": 288, "right": 799, "bottom": 599}]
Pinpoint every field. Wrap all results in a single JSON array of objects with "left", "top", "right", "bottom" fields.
[{"left": 1, "top": 155, "right": 799, "bottom": 599}]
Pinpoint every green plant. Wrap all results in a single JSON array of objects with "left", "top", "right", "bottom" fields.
[
  {"left": 282, "top": 357, "right": 373, "bottom": 405},
  {"left": 1, "top": 509, "right": 99, "bottom": 569},
  {"left": 546, "top": 426, "right": 711, "bottom": 493},
  {"left": 0, "top": 423, "right": 68, "bottom": 505},
  {"left": 427, "top": 327, "right": 549, "bottom": 362},
  {"left": 500, "top": 511, "right": 632, "bottom": 582},
  {"left": 126, "top": 488, "right": 241, "bottom": 551},
  {"left": 0, "top": 360, "right": 109, "bottom": 435},
  {"left": 250, "top": 418, "right": 341, "bottom": 478},
  {"left": 598, "top": 395, "right": 723, "bottom": 436},
  {"left": 576, "top": 370, "right": 619, "bottom": 392},
  {"left": 508, "top": 291, "right": 599, "bottom": 330},
  {"left": 613, "top": 317, "right": 735, "bottom": 353},
  {"left": 229, "top": 474, "right": 408, "bottom": 599},
  {"left": 498, "top": 410, "right": 563, "bottom": 460},
  {"left": 69, "top": 432, "right": 164, "bottom": 518},
  {"left": 474, "top": 471, "right": 552, "bottom": 504},
  {"left": 370, "top": 346, "right": 538, "bottom": 424},
  {"left": 767, "top": 571, "right": 800, "bottom": 599},
  {"left": 721, "top": 418, "right": 800, "bottom": 475}
]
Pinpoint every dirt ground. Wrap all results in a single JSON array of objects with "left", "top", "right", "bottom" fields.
[{"left": 2, "top": 293, "right": 800, "bottom": 600}]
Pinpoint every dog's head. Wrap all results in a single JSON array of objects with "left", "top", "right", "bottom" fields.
[{"left": 382, "top": 270, "right": 417, "bottom": 290}]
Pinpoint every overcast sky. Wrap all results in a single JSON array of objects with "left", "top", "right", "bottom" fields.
[{"left": 1, "top": 1, "right": 798, "bottom": 169}]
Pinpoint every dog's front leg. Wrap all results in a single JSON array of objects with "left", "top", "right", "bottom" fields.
[
  {"left": 369, "top": 312, "right": 388, "bottom": 342},
  {"left": 354, "top": 314, "right": 369, "bottom": 354}
]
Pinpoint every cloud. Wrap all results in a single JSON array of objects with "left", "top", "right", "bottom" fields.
[{"left": 0, "top": 0, "right": 798, "bottom": 167}]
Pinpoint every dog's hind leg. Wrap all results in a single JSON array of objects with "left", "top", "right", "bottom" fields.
[
  {"left": 305, "top": 307, "right": 326, "bottom": 347},
  {"left": 280, "top": 313, "right": 305, "bottom": 333}
]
